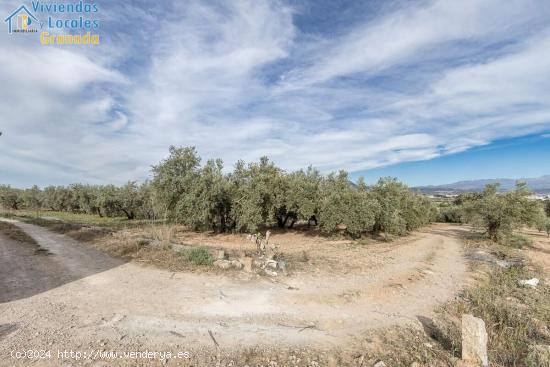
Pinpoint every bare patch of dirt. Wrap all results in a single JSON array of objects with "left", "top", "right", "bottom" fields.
[
  {"left": 522, "top": 228, "right": 550, "bottom": 270},
  {"left": 0, "top": 221, "right": 469, "bottom": 365}
]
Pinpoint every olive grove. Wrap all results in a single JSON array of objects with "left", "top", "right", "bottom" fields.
[{"left": 1, "top": 146, "right": 437, "bottom": 238}]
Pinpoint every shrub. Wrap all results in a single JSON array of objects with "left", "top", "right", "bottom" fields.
[
  {"left": 183, "top": 247, "right": 213, "bottom": 266},
  {"left": 502, "top": 233, "right": 533, "bottom": 249}
]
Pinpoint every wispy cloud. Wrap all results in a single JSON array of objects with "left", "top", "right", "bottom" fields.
[{"left": 1, "top": 0, "right": 550, "bottom": 186}]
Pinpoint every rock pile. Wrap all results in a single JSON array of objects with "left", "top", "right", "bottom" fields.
[
  {"left": 246, "top": 230, "right": 287, "bottom": 276},
  {"left": 209, "top": 230, "right": 290, "bottom": 275}
]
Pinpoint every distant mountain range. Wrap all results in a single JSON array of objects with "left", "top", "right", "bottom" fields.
[{"left": 415, "top": 175, "right": 550, "bottom": 195}]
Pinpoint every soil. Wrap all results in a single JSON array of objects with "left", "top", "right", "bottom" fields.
[{"left": 0, "top": 220, "right": 468, "bottom": 366}]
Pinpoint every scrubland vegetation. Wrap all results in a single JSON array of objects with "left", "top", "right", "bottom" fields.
[
  {"left": 2, "top": 147, "right": 550, "bottom": 245},
  {"left": 4, "top": 155, "right": 550, "bottom": 249},
  {"left": 0, "top": 146, "right": 437, "bottom": 238}
]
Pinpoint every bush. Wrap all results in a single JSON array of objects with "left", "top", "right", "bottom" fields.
[
  {"left": 502, "top": 233, "right": 533, "bottom": 249},
  {"left": 183, "top": 247, "right": 213, "bottom": 266},
  {"left": 438, "top": 204, "right": 463, "bottom": 223}
]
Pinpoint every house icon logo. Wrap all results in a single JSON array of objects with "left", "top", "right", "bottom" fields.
[{"left": 5, "top": 5, "right": 39, "bottom": 34}]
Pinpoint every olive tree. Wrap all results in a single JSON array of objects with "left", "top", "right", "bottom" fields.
[
  {"left": 462, "top": 183, "right": 541, "bottom": 241},
  {"left": 318, "top": 171, "right": 378, "bottom": 237},
  {"left": 151, "top": 146, "right": 201, "bottom": 221},
  {"left": 370, "top": 177, "right": 408, "bottom": 239},
  {"left": 229, "top": 157, "right": 283, "bottom": 232},
  {"left": 0, "top": 185, "right": 22, "bottom": 210},
  {"left": 284, "top": 167, "right": 322, "bottom": 227}
]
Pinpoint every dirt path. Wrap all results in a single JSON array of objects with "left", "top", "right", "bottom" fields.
[{"left": 0, "top": 221, "right": 467, "bottom": 366}]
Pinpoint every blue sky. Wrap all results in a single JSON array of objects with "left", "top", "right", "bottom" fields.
[
  {"left": 352, "top": 134, "right": 550, "bottom": 186},
  {"left": 1, "top": 0, "right": 550, "bottom": 187}
]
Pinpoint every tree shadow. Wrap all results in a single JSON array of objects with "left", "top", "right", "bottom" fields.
[
  {"left": 0, "top": 225, "right": 126, "bottom": 303},
  {"left": 417, "top": 315, "right": 458, "bottom": 354}
]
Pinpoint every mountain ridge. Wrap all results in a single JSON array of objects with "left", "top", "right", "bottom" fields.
[{"left": 415, "top": 174, "right": 550, "bottom": 194}]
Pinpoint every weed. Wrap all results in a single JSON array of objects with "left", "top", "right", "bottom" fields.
[
  {"left": 182, "top": 247, "right": 213, "bottom": 266},
  {"left": 149, "top": 224, "right": 178, "bottom": 244},
  {"left": 436, "top": 266, "right": 550, "bottom": 366},
  {"left": 501, "top": 233, "right": 533, "bottom": 249}
]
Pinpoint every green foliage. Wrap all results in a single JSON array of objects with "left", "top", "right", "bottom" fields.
[
  {"left": 318, "top": 171, "right": 377, "bottom": 237},
  {"left": 152, "top": 146, "right": 231, "bottom": 230},
  {"left": 369, "top": 177, "right": 436, "bottom": 239},
  {"left": 22, "top": 185, "right": 42, "bottom": 210},
  {"left": 182, "top": 247, "right": 213, "bottom": 266},
  {"left": 151, "top": 148, "right": 436, "bottom": 237},
  {"left": 2, "top": 146, "right": 437, "bottom": 237},
  {"left": 438, "top": 203, "right": 463, "bottom": 223},
  {"left": 0, "top": 185, "right": 22, "bottom": 210},
  {"left": 1, "top": 181, "right": 155, "bottom": 220},
  {"left": 151, "top": 146, "right": 201, "bottom": 219},
  {"left": 229, "top": 157, "right": 288, "bottom": 232},
  {"left": 462, "top": 182, "right": 542, "bottom": 241},
  {"left": 501, "top": 233, "right": 533, "bottom": 249},
  {"left": 544, "top": 199, "right": 550, "bottom": 217}
]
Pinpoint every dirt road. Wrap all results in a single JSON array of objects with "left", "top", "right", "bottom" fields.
[{"left": 0, "top": 221, "right": 467, "bottom": 366}]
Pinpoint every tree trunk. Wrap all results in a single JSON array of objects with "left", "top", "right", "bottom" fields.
[
  {"left": 276, "top": 215, "right": 285, "bottom": 228},
  {"left": 121, "top": 208, "right": 134, "bottom": 220}
]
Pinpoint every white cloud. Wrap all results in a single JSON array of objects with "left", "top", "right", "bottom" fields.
[{"left": 1, "top": 0, "right": 550, "bottom": 187}]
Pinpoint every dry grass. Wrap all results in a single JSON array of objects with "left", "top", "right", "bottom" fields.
[
  {"left": 363, "top": 327, "right": 456, "bottom": 366},
  {"left": 0, "top": 221, "right": 37, "bottom": 245},
  {"left": 434, "top": 266, "right": 550, "bottom": 366},
  {"left": 147, "top": 223, "right": 179, "bottom": 243}
]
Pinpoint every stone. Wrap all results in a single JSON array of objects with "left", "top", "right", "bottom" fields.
[
  {"left": 518, "top": 278, "right": 539, "bottom": 288},
  {"left": 213, "top": 260, "right": 232, "bottom": 270},
  {"left": 239, "top": 257, "right": 254, "bottom": 273},
  {"left": 373, "top": 361, "right": 387, "bottom": 367},
  {"left": 526, "top": 345, "right": 550, "bottom": 367},
  {"left": 461, "top": 314, "right": 488, "bottom": 367},
  {"left": 264, "top": 269, "right": 278, "bottom": 277},
  {"left": 409, "top": 363, "right": 420, "bottom": 367},
  {"left": 217, "top": 250, "right": 225, "bottom": 260},
  {"left": 265, "top": 260, "right": 278, "bottom": 269}
]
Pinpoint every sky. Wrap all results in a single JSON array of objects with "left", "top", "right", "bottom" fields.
[{"left": 1, "top": 0, "right": 550, "bottom": 188}]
